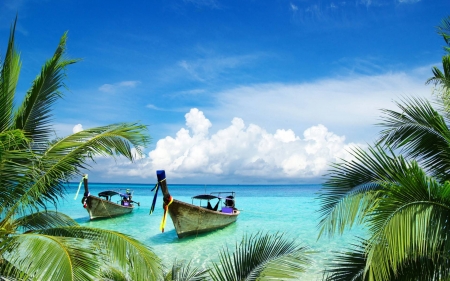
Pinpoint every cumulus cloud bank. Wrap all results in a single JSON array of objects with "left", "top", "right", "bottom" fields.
[
  {"left": 207, "top": 71, "right": 431, "bottom": 144},
  {"left": 103, "top": 108, "right": 358, "bottom": 183}
]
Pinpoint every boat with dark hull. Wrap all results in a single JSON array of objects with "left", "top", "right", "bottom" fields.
[
  {"left": 153, "top": 170, "right": 239, "bottom": 238},
  {"left": 79, "top": 175, "right": 139, "bottom": 220}
]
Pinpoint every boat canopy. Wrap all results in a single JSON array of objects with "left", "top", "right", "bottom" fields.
[
  {"left": 98, "top": 190, "right": 130, "bottom": 199},
  {"left": 192, "top": 194, "right": 220, "bottom": 200}
]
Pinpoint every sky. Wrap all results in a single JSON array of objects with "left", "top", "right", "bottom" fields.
[{"left": 1, "top": 0, "right": 449, "bottom": 184}]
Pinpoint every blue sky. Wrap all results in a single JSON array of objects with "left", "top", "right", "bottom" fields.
[{"left": 1, "top": 0, "right": 449, "bottom": 184}]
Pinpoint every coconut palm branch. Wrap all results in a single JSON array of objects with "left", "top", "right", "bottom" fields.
[
  {"left": 100, "top": 267, "right": 128, "bottom": 281},
  {"left": 323, "top": 239, "right": 368, "bottom": 281},
  {"left": 37, "top": 227, "right": 163, "bottom": 281},
  {"left": 12, "top": 32, "right": 78, "bottom": 149},
  {"left": 426, "top": 55, "right": 450, "bottom": 97},
  {"left": 0, "top": 18, "right": 161, "bottom": 281},
  {"left": 164, "top": 259, "right": 209, "bottom": 281},
  {"left": 377, "top": 97, "right": 450, "bottom": 181},
  {"left": 1, "top": 233, "right": 101, "bottom": 281},
  {"left": 210, "top": 232, "right": 312, "bottom": 281},
  {"left": 0, "top": 18, "right": 20, "bottom": 133},
  {"left": 0, "top": 130, "right": 33, "bottom": 186},
  {"left": 318, "top": 15, "right": 450, "bottom": 281},
  {"left": 363, "top": 161, "right": 450, "bottom": 281},
  {"left": 323, "top": 238, "right": 448, "bottom": 281},
  {"left": 436, "top": 16, "right": 450, "bottom": 53},
  {"left": 320, "top": 142, "right": 450, "bottom": 280},
  {"left": 13, "top": 211, "right": 78, "bottom": 231},
  {"left": 0, "top": 130, "right": 37, "bottom": 229},
  {"left": 317, "top": 145, "right": 413, "bottom": 238},
  {"left": 1, "top": 122, "right": 149, "bottom": 226},
  {"left": 427, "top": 16, "right": 450, "bottom": 110}
]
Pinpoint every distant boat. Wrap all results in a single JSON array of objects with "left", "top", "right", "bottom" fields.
[
  {"left": 153, "top": 170, "right": 240, "bottom": 238},
  {"left": 79, "top": 175, "right": 139, "bottom": 220}
]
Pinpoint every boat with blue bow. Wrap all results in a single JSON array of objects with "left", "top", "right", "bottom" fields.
[{"left": 152, "top": 170, "right": 239, "bottom": 238}]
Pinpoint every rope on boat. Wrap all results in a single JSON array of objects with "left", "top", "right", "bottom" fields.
[
  {"left": 160, "top": 195, "right": 173, "bottom": 232},
  {"left": 100, "top": 199, "right": 115, "bottom": 219}
]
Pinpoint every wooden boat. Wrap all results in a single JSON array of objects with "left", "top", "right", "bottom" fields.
[
  {"left": 154, "top": 170, "right": 240, "bottom": 238},
  {"left": 79, "top": 175, "right": 139, "bottom": 220}
]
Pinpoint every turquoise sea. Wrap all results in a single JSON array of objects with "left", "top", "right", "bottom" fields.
[{"left": 57, "top": 182, "right": 364, "bottom": 280}]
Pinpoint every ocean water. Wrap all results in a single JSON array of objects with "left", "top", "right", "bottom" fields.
[{"left": 56, "top": 182, "right": 364, "bottom": 280}]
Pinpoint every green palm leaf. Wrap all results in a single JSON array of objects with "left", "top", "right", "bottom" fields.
[
  {"left": 164, "top": 259, "right": 209, "bottom": 281},
  {"left": 44, "top": 122, "right": 149, "bottom": 162},
  {"left": 210, "top": 232, "right": 311, "bottom": 281},
  {"left": 0, "top": 17, "right": 156, "bottom": 281},
  {"left": 365, "top": 163, "right": 450, "bottom": 280},
  {"left": 100, "top": 266, "right": 128, "bottom": 281},
  {"left": 13, "top": 211, "right": 78, "bottom": 231},
  {"left": 318, "top": 16, "right": 450, "bottom": 280},
  {"left": 0, "top": 17, "right": 21, "bottom": 133},
  {"left": 0, "top": 130, "right": 32, "bottom": 185},
  {"left": 37, "top": 226, "right": 163, "bottom": 281},
  {"left": 12, "top": 32, "right": 78, "bottom": 149},
  {"left": 318, "top": 146, "right": 411, "bottom": 237},
  {"left": 436, "top": 16, "right": 450, "bottom": 53},
  {"left": 323, "top": 238, "right": 368, "bottom": 281},
  {"left": 377, "top": 97, "right": 450, "bottom": 180},
  {"left": 2, "top": 233, "right": 101, "bottom": 281},
  {"left": 1, "top": 122, "right": 149, "bottom": 223},
  {"left": 426, "top": 55, "right": 450, "bottom": 95}
]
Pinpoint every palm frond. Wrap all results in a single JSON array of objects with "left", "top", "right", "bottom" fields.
[
  {"left": 0, "top": 130, "right": 39, "bottom": 222},
  {"left": 364, "top": 164, "right": 450, "bottom": 280},
  {"left": 1, "top": 233, "right": 101, "bottom": 281},
  {"left": 436, "top": 16, "right": 450, "bottom": 53},
  {"left": 367, "top": 237, "right": 450, "bottom": 281},
  {"left": 13, "top": 210, "right": 78, "bottom": 232},
  {"left": 36, "top": 226, "right": 163, "bottom": 281},
  {"left": 323, "top": 238, "right": 368, "bottom": 281},
  {"left": 377, "top": 97, "right": 450, "bottom": 181},
  {"left": 317, "top": 146, "right": 409, "bottom": 237},
  {"left": 426, "top": 55, "right": 450, "bottom": 91},
  {"left": 164, "top": 259, "right": 209, "bottom": 281},
  {"left": 210, "top": 232, "right": 312, "bottom": 281},
  {"left": 100, "top": 266, "right": 128, "bottom": 281},
  {"left": 44, "top": 122, "right": 150, "bottom": 162},
  {"left": 0, "top": 130, "right": 32, "bottom": 185},
  {"left": 1, "top": 122, "right": 149, "bottom": 222},
  {"left": 0, "top": 17, "right": 21, "bottom": 133},
  {"left": 12, "top": 31, "right": 79, "bottom": 149}
]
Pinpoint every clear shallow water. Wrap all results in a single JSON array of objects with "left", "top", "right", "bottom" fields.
[{"left": 55, "top": 182, "right": 364, "bottom": 280}]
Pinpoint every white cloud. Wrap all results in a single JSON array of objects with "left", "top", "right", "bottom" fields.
[
  {"left": 73, "top": 124, "right": 83, "bottom": 133},
  {"left": 185, "top": 108, "right": 212, "bottom": 136},
  {"left": 98, "top": 80, "right": 140, "bottom": 93},
  {"left": 81, "top": 68, "right": 432, "bottom": 184},
  {"left": 101, "top": 108, "right": 358, "bottom": 183},
  {"left": 146, "top": 104, "right": 164, "bottom": 110},
  {"left": 178, "top": 54, "right": 259, "bottom": 82},
  {"left": 290, "top": 3, "right": 298, "bottom": 11},
  {"left": 98, "top": 84, "right": 115, "bottom": 93},
  {"left": 206, "top": 71, "right": 431, "bottom": 143},
  {"left": 118, "top": 81, "right": 139, "bottom": 87}
]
